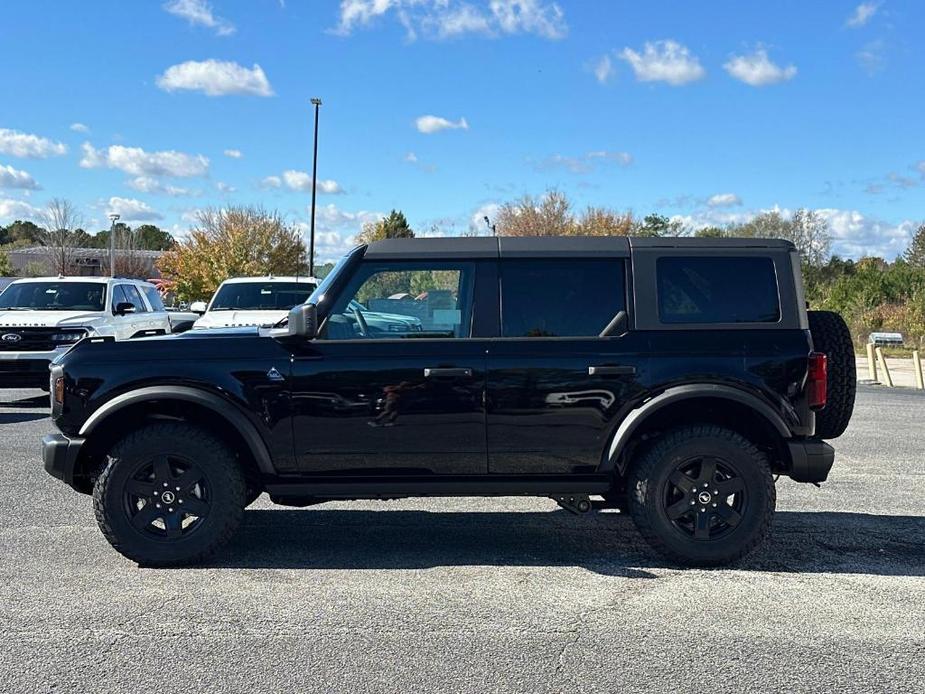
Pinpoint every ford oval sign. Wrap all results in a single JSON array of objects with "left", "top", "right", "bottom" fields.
[{"left": 2, "top": 333, "right": 22, "bottom": 343}]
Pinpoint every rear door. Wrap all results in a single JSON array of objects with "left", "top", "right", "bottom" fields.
[{"left": 486, "top": 250, "right": 647, "bottom": 474}]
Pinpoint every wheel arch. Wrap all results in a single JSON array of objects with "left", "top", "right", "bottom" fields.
[
  {"left": 71, "top": 386, "right": 275, "bottom": 493},
  {"left": 602, "top": 385, "right": 793, "bottom": 476}
]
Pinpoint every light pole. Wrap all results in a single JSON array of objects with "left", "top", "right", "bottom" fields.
[
  {"left": 309, "top": 97, "right": 322, "bottom": 276},
  {"left": 108, "top": 214, "right": 120, "bottom": 277},
  {"left": 484, "top": 215, "right": 496, "bottom": 236}
]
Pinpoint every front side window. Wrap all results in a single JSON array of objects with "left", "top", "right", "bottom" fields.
[
  {"left": 210, "top": 281, "right": 316, "bottom": 311},
  {"left": 657, "top": 257, "right": 780, "bottom": 324},
  {"left": 0, "top": 282, "right": 106, "bottom": 312},
  {"left": 500, "top": 259, "right": 626, "bottom": 337},
  {"left": 322, "top": 262, "right": 474, "bottom": 340}
]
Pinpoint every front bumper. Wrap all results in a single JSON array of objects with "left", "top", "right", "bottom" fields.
[
  {"left": 787, "top": 439, "right": 835, "bottom": 483},
  {"left": 42, "top": 433, "right": 86, "bottom": 491}
]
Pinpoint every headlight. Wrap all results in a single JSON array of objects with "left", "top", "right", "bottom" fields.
[{"left": 52, "top": 331, "right": 86, "bottom": 344}]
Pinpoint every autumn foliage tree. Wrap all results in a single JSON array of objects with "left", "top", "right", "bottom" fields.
[
  {"left": 157, "top": 206, "right": 307, "bottom": 302},
  {"left": 494, "top": 190, "right": 637, "bottom": 237}
]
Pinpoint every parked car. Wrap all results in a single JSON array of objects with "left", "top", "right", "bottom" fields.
[
  {"left": 0, "top": 276, "right": 171, "bottom": 389},
  {"left": 191, "top": 276, "right": 318, "bottom": 329},
  {"left": 42, "top": 236, "right": 856, "bottom": 567}
]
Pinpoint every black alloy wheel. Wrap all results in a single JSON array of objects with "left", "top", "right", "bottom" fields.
[
  {"left": 122, "top": 454, "right": 212, "bottom": 540},
  {"left": 662, "top": 455, "right": 747, "bottom": 541}
]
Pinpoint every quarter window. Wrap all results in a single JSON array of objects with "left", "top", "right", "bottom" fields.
[
  {"left": 657, "top": 257, "right": 780, "bottom": 324},
  {"left": 322, "top": 262, "right": 474, "bottom": 340},
  {"left": 500, "top": 259, "right": 626, "bottom": 338}
]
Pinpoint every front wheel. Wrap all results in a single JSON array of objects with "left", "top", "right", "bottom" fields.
[
  {"left": 627, "top": 425, "right": 776, "bottom": 567},
  {"left": 93, "top": 422, "right": 246, "bottom": 566}
]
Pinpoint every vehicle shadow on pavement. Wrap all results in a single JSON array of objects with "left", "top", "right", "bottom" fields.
[
  {"left": 0, "top": 394, "right": 48, "bottom": 409},
  {"left": 0, "top": 411, "right": 48, "bottom": 424},
  {"left": 213, "top": 508, "right": 925, "bottom": 577}
]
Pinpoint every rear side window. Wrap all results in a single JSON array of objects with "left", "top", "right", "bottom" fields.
[
  {"left": 141, "top": 285, "right": 166, "bottom": 312},
  {"left": 501, "top": 259, "right": 625, "bottom": 337},
  {"left": 110, "top": 285, "right": 127, "bottom": 313},
  {"left": 657, "top": 257, "right": 780, "bottom": 324}
]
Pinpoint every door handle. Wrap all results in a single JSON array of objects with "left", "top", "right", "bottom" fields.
[
  {"left": 588, "top": 365, "right": 636, "bottom": 376},
  {"left": 424, "top": 367, "right": 473, "bottom": 379}
]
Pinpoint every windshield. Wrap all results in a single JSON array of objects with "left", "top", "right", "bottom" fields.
[
  {"left": 0, "top": 282, "right": 106, "bottom": 311},
  {"left": 209, "top": 281, "right": 315, "bottom": 311},
  {"left": 306, "top": 250, "right": 357, "bottom": 306}
]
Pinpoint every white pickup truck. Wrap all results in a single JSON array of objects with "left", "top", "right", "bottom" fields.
[
  {"left": 191, "top": 276, "right": 318, "bottom": 329},
  {"left": 0, "top": 276, "right": 171, "bottom": 389}
]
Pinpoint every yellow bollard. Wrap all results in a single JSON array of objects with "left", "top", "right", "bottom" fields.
[
  {"left": 914, "top": 350, "right": 924, "bottom": 390},
  {"left": 875, "top": 347, "right": 893, "bottom": 387},
  {"left": 866, "top": 342, "right": 878, "bottom": 382}
]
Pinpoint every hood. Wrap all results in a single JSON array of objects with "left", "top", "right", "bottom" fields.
[
  {"left": 0, "top": 310, "right": 107, "bottom": 328},
  {"left": 193, "top": 310, "right": 286, "bottom": 329}
]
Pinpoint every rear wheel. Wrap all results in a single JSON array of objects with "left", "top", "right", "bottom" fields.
[
  {"left": 93, "top": 422, "right": 246, "bottom": 566},
  {"left": 628, "top": 425, "right": 775, "bottom": 567},
  {"left": 808, "top": 310, "right": 856, "bottom": 439}
]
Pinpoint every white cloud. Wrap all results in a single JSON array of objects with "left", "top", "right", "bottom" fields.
[
  {"left": 223, "top": 148, "right": 243, "bottom": 159},
  {"left": 163, "top": 0, "right": 235, "bottom": 35},
  {"left": 105, "top": 197, "right": 164, "bottom": 222},
  {"left": 592, "top": 54, "right": 614, "bottom": 84},
  {"left": 707, "top": 193, "right": 742, "bottom": 208},
  {"left": 0, "top": 197, "right": 42, "bottom": 222},
  {"left": 0, "top": 164, "right": 39, "bottom": 190},
  {"left": 724, "top": 48, "right": 797, "bottom": 86},
  {"left": 80, "top": 143, "right": 209, "bottom": 178},
  {"left": 405, "top": 152, "right": 419, "bottom": 163},
  {"left": 156, "top": 60, "right": 274, "bottom": 97},
  {"left": 295, "top": 204, "right": 386, "bottom": 261},
  {"left": 846, "top": 2, "right": 879, "bottom": 28},
  {"left": 470, "top": 202, "right": 501, "bottom": 233},
  {"left": 819, "top": 208, "right": 915, "bottom": 259},
  {"left": 856, "top": 40, "right": 886, "bottom": 75},
  {"left": 216, "top": 181, "right": 236, "bottom": 193},
  {"left": 619, "top": 40, "right": 705, "bottom": 86},
  {"left": 333, "top": 0, "right": 566, "bottom": 41},
  {"left": 261, "top": 170, "right": 344, "bottom": 193},
  {"left": 284, "top": 170, "right": 342, "bottom": 193},
  {"left": 916, "top": 161, "right": 925, "bottom": 176},
  {"left": 674, "top": 205, "right": 917, "bottom": 260},
  {"left": 415, "top": 115, "right": 469, "bottom": 134},
  {"left": 0, "top": 128, "right": 68, "bottom": 158},
  {"left": 534, "top": 150, "right": 633, "bottom": 173},
  {"left": 126, "top": 176, "right": 195, "bottom": 197},
  {"left": 69, "top": 122, "right": 90, "bottom": 134}
]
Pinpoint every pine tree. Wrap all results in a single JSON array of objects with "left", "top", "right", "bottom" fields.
[{"left": 903, "top": 224, "right": 925, "bottom": 268}]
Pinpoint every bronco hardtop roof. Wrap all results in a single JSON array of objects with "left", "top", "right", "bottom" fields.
[{"left": 363, "top": 236, "right": 796, "bottom": 260}]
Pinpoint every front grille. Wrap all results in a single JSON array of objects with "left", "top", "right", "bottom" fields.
[{"left": 0, "top": 327, "right": 83, "bottom": 352}]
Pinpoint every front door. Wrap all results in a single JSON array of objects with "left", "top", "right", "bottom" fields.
[
  {"left": 486, "top": 257, "right": 647, "bottom": 474},
  {"left": 290, "top": 260, "right": 488, "bottom": 475}
]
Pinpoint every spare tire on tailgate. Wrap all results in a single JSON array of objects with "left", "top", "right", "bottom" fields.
[{"left": 808, "top": 310, "right": 856, "bottom": 439}]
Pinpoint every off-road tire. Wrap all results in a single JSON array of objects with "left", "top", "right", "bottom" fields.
[
  {"left": 628, "top": 425, "right": 776, "bottom": 567},
  {"left": 93, "top": 422, "right": 246, "bottom": 566},
  {"left": 808, "top": 310, "right": 856, "bottom": 439}
]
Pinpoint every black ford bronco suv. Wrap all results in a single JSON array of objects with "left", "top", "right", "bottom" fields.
[{"left": 43, "top": 237, "right": 856, "bottom": 567}]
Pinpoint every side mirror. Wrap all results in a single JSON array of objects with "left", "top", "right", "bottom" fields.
[
  {"left": 190, "top": 301, "right": 207, "bottom": 314},
  {"left": 115, "top": 302, "right": 136, "bottom": 316},
  {"left": 288, "top": 303, "right": 318, "bottom": 338}
]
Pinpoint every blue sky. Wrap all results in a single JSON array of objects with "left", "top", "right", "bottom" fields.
[{"left": 1, "top": 0, "right": 923, "bottom": 260}]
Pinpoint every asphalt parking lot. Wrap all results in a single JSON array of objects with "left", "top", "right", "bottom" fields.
[{"left": 1, "top": 386, "right": 923, "bottom": 693}]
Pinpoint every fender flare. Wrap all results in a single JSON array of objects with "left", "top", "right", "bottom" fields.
[
  {"left": 79, "top": 385, "right": 275, "bottom": 474},
  {"left": 601, "top": 384, "right": 792, "bottom": 474}
]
